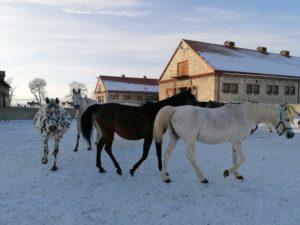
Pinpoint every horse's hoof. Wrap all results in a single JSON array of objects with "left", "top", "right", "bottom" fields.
[
  {"left": 74, "top": 149, "right": 78, "bottom": 152},
  {"left": 201, "top": 179, "right": 209, "bottom": 184},
  {"left": 223, "top": 170, "right": 229, "bottom": 178},
  {"left": 236, "top": 175, "right": 244, "bottom": 180},
  {"left": 42, "top": 157, "right": 48, "bottom": 164},
  {"left": 99, "top": 168, "right": 106, "bottom": 173},
  {"left": 87, "top": 147, "right": 92, "bottom": 151},
  {"left": 116, "top": 169, "right": 122, "bottom": 175},
  {"left": 51, "top": 166, "right": 58, "bottom": 171},
  {"left": 164, "top": 178, "right": 171, "bottom": 183},
  {"left": 129, "top": 169, "right": 135, "bottom": 176}
]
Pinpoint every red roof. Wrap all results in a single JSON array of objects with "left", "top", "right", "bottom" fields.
[{"left": 98, "top": 75, "right": 158, "bottom": 85}]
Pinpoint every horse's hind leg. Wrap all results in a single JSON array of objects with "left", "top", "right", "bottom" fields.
[
  {"left": 42, "top": 138, "right": 49, "bottom": 164},
  {"left": 161, "top": 135, "right": 178, "bottom": 183},
  {"left": 96, "top": 137, "right": 106, "bottom": 173},
  {"left": 185, "top": 142, "right": 208, "bottom": 184},
  {"left": 51, "top": 136, "right": 61, "bottom": 171},
  {"left": 74, "top": 133, "right": 80, "bottom": 152},
  {"left": 130, "top": 137, "right": 152, "bottom": 176},
  {"left": 224, "top": 141, "right": 245, "bottom": 179},
  {"left": 105, "top": 139, "right": 122, "bottom": 175}
]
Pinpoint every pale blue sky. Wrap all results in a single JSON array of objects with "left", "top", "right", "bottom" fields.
[{"left": 1, "top": 0, "right": 300, "bottom": 100}]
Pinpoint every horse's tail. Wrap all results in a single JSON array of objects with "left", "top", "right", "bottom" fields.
[
  {"left": 81, "top": 104, "right": 102, "bottom": 146},
  {"left": 153, "top": 106, "right": 175, "bottom": 144}
]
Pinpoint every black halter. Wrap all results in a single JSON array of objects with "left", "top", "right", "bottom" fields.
[{"left": 275, "top": 109, "right": 292, "bottom": 136}]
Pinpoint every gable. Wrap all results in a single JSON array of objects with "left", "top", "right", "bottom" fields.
[{"left": 159, "top": 40, "right": 214, "bottom": 81}]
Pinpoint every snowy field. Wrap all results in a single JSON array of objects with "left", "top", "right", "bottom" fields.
[{"left": 1, "top": 120, "right": 300, "bottom": 225}]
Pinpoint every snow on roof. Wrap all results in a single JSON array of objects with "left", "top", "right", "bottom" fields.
[
  {"left": 104, "top": 80, "right": 158, "bottom": 93},
  {"left": 184, "top": 40, "right": 300, "bottom": 77}
]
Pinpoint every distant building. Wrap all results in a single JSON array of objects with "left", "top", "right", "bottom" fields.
[
  {"left": 159, "top": 39, "right": 300, "bottom": 104},
  {"left": 0, "top": 71, "right": 10, "bottom": 107},
  {"left": 94, "top": 75, "right": 159, "bottom": 105}
]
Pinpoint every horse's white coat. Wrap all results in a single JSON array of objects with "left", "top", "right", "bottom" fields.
[
  {"left": 153, "top": 102, "right": 294, "bottom": 184},
  {"left": 72, "top": 90, "right": 101, "bottom": 151}
]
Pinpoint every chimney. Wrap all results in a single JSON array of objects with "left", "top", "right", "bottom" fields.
[
  {"left": 143, "top": 76, "right": 147, "bottom": 79},
  {"left": 121, "top": 74, "right": 125, "bottom": 78},
  {"left": 257, "top": 46, "right": 267, "bottom": 54},
  {"left": 0, "top": 71, "right": 5, "bottom": 81},
  {"left": 224, "top": 41, "right": 235, "bottom": 48},
  {"left": 280, "top": 50, "right": 290, "bottom": 57}
]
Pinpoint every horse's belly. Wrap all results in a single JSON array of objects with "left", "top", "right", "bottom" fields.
[{"left": 197, "top": 132, "right": 232, "bottom": 144}]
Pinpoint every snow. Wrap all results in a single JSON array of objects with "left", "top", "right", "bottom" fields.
[
  {"left": 104, "top": 80, "right": 158, "bottom": 93},
  {"left": 1, "top": 120, "right": 300, "bottom": 225},
  {"left": 197, "top": 45, "right": 300, "bottom": 77}
]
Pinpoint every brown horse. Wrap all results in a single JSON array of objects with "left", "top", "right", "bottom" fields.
[{"left": 81, "top": 89, "right": 197, "bottom": 176}]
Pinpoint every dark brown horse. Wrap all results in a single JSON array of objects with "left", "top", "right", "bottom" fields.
[{"left": 81, "top": 89, "right": 197, "bottom": 176}]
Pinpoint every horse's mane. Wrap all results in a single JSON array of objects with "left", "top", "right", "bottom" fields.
[{"left": 243, "top": 102, "right": 278, "bottom": 126}]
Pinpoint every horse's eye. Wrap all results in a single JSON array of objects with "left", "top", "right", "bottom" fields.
[{"left": 286, "top": 119, "right": 290, "bottom": 122}]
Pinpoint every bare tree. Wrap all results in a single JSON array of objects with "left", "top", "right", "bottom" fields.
[
  {"left": 6, "top": 77, "right": 17, "bottom": 107},
  {"left": 69, "top": 81, "right": 88, "bottom": 96},
  {"left": 28, "top": 78, "right": 47, "bottom": 105}
]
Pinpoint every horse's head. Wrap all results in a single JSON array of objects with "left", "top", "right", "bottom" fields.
[
  {"left": 45, "top": 97, "right": 60, "bottom": 115},
  {"left": 182, "top": 88, "right": 198, "bottom": 105},
  {"left": 276, "top": 104, "right": 294, "bottom": 139},
  {"left": 72, "top": 89, "right": 82, "bottom": 110}
]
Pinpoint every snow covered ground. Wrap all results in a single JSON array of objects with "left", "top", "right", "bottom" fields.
[{"left": 1, "top": 120, "right": 300, "bottom": 225}]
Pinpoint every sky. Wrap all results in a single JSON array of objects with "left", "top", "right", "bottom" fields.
[{"left": 1, "top": 0, "right": 300, "bottom": 102}]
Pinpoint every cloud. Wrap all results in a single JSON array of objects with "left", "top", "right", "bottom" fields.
[
  {"left": 0, "top": 0, "right": 149, "bottom": 17},
  {"left": 194, "top": 6, "right": 248, "bottom": 21}
]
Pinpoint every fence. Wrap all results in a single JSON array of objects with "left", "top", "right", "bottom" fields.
[{"left": 0, "top": 107, "right": 76, "bottom": 120}]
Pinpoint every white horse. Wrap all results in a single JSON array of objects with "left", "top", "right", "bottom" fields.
[
  {"left": 72, "top": 89, "right": 102, "bottom": 151},
  {"left": 153, "top": 102, "right": 294, "bottom": 184},
  {"left": 34, "top": 97, "right": 71, "bottom": 171}
]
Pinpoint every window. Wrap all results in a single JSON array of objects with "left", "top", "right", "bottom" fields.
[
  {"left": 284, "top": 86, "right": 295, "bottom": 95},
  {"left": 110, "top": 94, "right": 119, "bottom": 99},
  {"left": 266, "top": 85, "right": 279, "bottom": 95},
  {"left": 253, "top": 85, "right": 260, "bottom": 94},
  {"left": 246, "top": 84, "right": 252, "bottom": 94},
  {"left": 122, "top": 94, "right": 131, "bottom": 100},
  {"left": 230, "top": 84, "right": 238, "bottom": 93},
  {"left": 133, "top": 95, "right": 142, "bottom": 100},
  {"left": 222, "top": 83, "right": 238, "bottom": 94},
  {"left": 246, "top": 84, "right": 260, "bottom": 94},
  {"left": 177, "top": 61, "right": 189, "bottom": 76},
  {"left": 222, "top": 83, "right": 230, "bottom": 93}
]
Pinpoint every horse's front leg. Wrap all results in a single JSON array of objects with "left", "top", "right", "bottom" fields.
[
  {"left": 42, "top": 137, "right": 49, "bottom": 164},
  {"left": 105, "top": 139, "right": 122, "bottom": 175},
  {"left": 51, "top": 136, "right": 61, "bottom": 171},
  {"left": 224, "top": 141, "right": 245, "bottom": 180},
  {"left": 129, "top": 137, "right": 152, "bottom": 176},
  {"left": 185, "top": 142, "right": 208, "bottom": 184}
]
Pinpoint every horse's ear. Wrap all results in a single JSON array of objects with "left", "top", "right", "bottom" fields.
[
  {"left": 187, "top": 87, "right": 192, "bottom": 93},
  {"left": 45, "top": 97, "right": 49, "bottom": 104},
  {"left": 55, "top": 98, "right": 60, "bottom": 104}
]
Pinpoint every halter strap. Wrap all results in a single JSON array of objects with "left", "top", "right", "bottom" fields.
[{"left": 275, "top": 108, "right": 293, "bottom": 136}]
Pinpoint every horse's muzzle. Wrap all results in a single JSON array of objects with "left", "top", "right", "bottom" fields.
[{"left": 286, "top": 131, "right": 294, "bottom": 139}]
